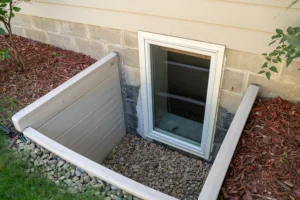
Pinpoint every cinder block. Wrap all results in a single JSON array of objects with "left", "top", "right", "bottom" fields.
[
  {"left": 24, "top": 28, "right": 47, "bottom": 43},
  {"left": 225, "top": 49, "right": 281, "bottom": 74},
  {"left": 88, "top": 25, "right": 121, "bottom": 45},
  {"left": 219, "top": 90, "right": 243, "bottom": 113},
  {"left": 211, "top": 126, "right": 228, "bottom": 159},
  {"left": 248, "top": 74, "right": 300, "bottom": 101},
  {"left": 121, "top": 65, "right": 141, "bottom": 87},
  {"left": 11, "top": 14, "right": 33, "bottom": 28},
  {"left": 124, "top": 99, "right": 138, "bottom": 117},
  {"left": 216, "top": 107, "right": 235, "bottom": 130},
  {"left": 125, "top": 113, "right": 139, "bottom": 129},
  {"left": 279, "top": 60, "right": 300, "bottom": 85},
  {"left": 32, "top": 17, "right": 60, "bottom": 33},
  {"left": 122, "top": 31, "right": 138, "bottom": 49},
  {"left": 221, "top": 68, "right": 246, "bottom": 94},
  {"left": 123, "top": 85, "right": 140, "bottom": 101},
  {"left": 59, "top": 21, "right": 87, "bottom": 38},
  {"left": 47, "top": 32, "right": 78, "bottom": 52},
  {"left": 108, "top": 45, "right": 139, "bottom": 67},
  {"left": 75, "top": 38, "right": 107, "bottom": 59},
  {"left": 11, "top": 25, "right": 24, "bottom": 36}
]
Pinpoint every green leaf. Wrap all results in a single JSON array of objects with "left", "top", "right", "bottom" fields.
[
  {"left": 266, "top": 57, "right": 271, "bottom": 61},
  {"left": 269, "top": 66, "right": 278, "bottom": 73},
  {"left": 0, "top": 27, "right": 6, "bottom": 35},
  {"left": 269, "top": 51, "right": 278, "bottom": 56},
  {"left": 261, "top": 62, "right": 268, "bottom": 68},
  {"left": 294, "top": 27, "right": 300, "bottom": 33},
  {"left": 13, "top": 6, "right": 21, "bottom": 12},
  {"left": 0, "top": 9, "right": 7, "bottom": 16},
  {"left": 0, "top": 3, "right": 7, "bottom": 7},
  {"left": 272, "top": 59, "right": 278, "bottom": 63},
  {"left": 258, "top": 70, "right": 265, "bottom": 74},
  {"left": 271, "top": 34, "right": 281, "bottom": 40},
  {"left": 276, "top": 57, "right": 282, "bottom": 62},
  {"left": 266, "top": 72, "right": 271, "bottom": 80},
  {"left": 0, "top": 48, "right": 10, "bottom": 61},
  {"left": 279, "top": 36, "right": 287, "bottom": 43},
  {"left": 269, "top": 40, "right": 276, "bottom": 46},
  {"left": 279, "top": 51, "right": 286, "bottom": 56},
  {"left": 276, "top": 29, "right": 283, "bottom": 34},
  {"left": 287, "top": 27, "right": 295, "bottom": 35},
  {"left": 286, "top": 57, "right": 294, "bottom": 67},
  {"left": 288, "top": 0, "right": 299, "bottom": 8},
  {"left": 261, "top": 53, "right": 267, "bottom": 56}
]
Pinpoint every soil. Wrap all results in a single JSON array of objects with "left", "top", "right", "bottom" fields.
[
  {"left": 102, "top": 134, "right": 211, "bottom": 200},
  {"left": 219, "top": 97, "right": 300, "bottom": 200},
  {"left": 0, "top": 35, "right": 96, "bottom": 106}
]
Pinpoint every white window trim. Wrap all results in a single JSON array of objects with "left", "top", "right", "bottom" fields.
[{"left": 138, "top": 31, "right": 225, "bottom": 160}]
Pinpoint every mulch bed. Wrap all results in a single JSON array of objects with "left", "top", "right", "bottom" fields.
[
  {"left": 0, "top": 35, "right": 96, "bottom": 106},
  {"left": 219, "top": 97, "right": 300, "bottom": 200}
]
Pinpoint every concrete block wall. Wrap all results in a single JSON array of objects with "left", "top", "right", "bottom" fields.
[{"left": 11, "top": 14, "right": 300, "bottom": 158}]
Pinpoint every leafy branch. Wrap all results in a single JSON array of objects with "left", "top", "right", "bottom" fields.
[
  {"left": 260, "top": 27, "right": 300, "bottom": 80},
  {"left": 0, "top": 0, "right": 26, "bottom": 71}
]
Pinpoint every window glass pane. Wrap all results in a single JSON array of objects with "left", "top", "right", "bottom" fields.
[{"left": 151, "top": 44, "right": 211, "bottom": 145}]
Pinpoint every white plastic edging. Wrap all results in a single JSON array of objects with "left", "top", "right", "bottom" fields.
[
  {"left": 23, "top": 127, "right": 178, "bottom": 200},
  {"left": 198, "top": 85, "right": 259, "bottom": 200}
]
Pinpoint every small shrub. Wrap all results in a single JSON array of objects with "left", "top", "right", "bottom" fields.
[{"left": 0, "top": 0, "right": 28, "bottom": 71}]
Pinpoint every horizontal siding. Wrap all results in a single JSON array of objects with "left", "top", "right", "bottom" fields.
[
  {"left": 13, "top": 53, "right": 126, "bottom": 163},
  {"left": 12, "top": 53, "right": 118, "bottom": 131},
  {"left": 223, "top": 0, "right": 300, "bottom": 8},
  {"left": 18, "top": 0, "right": 300, "bottom": 54},
  {"left": 56, "top": 90, "right": 122, "bottom": 147},
  {"left": 32, "top": 0, "right": 300, "bottom": 32},
  {"left": 70, "top": 103, "right": 124, "bottom": 154},
  {"left": 85, "top": 120, "right": 126, "bottom": 162},
  {"left": 38, "top": 72, "right": 120, "bottom": 139},
  {"left": 96, "top": 129, "right": 125, "bottom": 163}
]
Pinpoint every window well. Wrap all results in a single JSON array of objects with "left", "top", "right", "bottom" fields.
[{"left": 138, "top": 32, "right": 225, "bottom": 160}]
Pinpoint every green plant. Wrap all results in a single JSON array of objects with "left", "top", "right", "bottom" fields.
[
  {"left": 0, "top": 94, "right": 18, "bottom": 125},
  {"left": 0, "top": 47, "right": 10, "bottom": 60},
  {"left": 260, "top": 27, "right": 300, "bottom": 79},
  {"left": 259, "top": 1, "right": 300, "bottom": 79},
  {"left": 0, "top": 0, "right": 27, "bottom": 71}
]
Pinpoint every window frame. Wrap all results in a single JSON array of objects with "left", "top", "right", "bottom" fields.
[{"left": 138, "top": 31, "right": 225, "bottom": 160}]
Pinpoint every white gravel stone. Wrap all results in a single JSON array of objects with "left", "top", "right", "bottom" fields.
[{"left": 57, "top": 160, "right": 65, "bottom": 167}]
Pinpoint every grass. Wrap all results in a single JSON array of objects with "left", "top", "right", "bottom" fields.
[
  {"left": 0, "top": 95, "right": 104, "bottom": 200},
  {"left": 0, "top": 95, "right": 19, "bottom": 125}
]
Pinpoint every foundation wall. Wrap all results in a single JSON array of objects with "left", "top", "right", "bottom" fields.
[{"left": 11, "top": 13, "right": 300, "bottom": 158}]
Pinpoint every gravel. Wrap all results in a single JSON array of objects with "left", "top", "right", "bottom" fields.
[
  {"left": 11, "top": 133, "right": 211, "bottom": 200},
  {"left": 12, "top": 139, "right": 143, "bottom": 200},
  {"left": 102, "top": 134, "right": 211, "bottom": 200}
]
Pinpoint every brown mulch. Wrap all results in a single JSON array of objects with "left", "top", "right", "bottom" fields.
[
  {"left": 219, "top": 97, "right": 300, "bottom": 200},
  {"left": 0, "top": 35, "right": 96, "bottom": 106}
]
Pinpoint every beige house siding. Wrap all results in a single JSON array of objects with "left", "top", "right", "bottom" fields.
[{"left": 17, "top": 0, "right": 300, "bottom": 54}]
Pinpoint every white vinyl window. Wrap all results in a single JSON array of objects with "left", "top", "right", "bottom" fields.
[{"left": 138, "top": 31, "right": 225, "bottom": 160}]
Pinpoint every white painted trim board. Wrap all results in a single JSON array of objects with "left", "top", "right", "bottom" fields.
[
  {"left": 23, "top": 127, "right": 179, "bottom": 200},
  {"left": 198, "top": 85, "right": 259, "bottom": 200}
]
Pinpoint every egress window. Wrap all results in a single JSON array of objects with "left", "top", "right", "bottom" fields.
[{"left": 138, "top": 32, "right": 225, "bottom": 160}]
